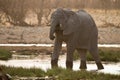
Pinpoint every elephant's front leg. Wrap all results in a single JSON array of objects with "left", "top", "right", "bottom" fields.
[
  {"left": 66, "top": 43, "right": 75, "bottom": 69},
  {"left": 77, "top": 49, "right": 87, "bottom": 69},
  {"left": 51, "top": 34, "right": 62, "bottom": 68}
]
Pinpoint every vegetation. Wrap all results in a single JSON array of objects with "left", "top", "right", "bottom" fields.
[
  {"left": 2, "top": 66, "right": 120, "bottom": 80},
  {"left": 0, "top": 49, "right": 12, "bottom": 60},
  {"left": 97, "top": 49, "right": 120, "bottom": 62},
  {"left": 0, "top": 0, "right": 120, "bottom": 26},
  {"left": 73, "top": 48, "right": 120, "bottom": 62},
  {"left": 0, "top": 48, "right": 120, "bottom": 79},
  {"left": 3, "top": 66, "right": 45, "bottom": 77},
  {"left": 46, "top": 68, "right": 120, "bottom": 80},
  {"left": 0, "top": 47, "right": 120, "bottom": 62}
]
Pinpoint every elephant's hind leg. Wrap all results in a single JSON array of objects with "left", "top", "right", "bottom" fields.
[
  {"left": 89, "top": 48, "right": 104, "bottom": 70},
  {"left": 77, "top": 49, "right": 87, "bottom": 69}
]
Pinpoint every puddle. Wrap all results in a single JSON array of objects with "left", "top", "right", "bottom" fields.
[{"left": 0, "top": 55, "right": 120, "bottom": 75}]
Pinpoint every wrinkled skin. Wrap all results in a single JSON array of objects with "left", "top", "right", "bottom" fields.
[{"left": 49, "top": 8, "right": 104, "bottom": 70}]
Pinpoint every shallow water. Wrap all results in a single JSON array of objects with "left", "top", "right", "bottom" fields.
[
  {"left": 0, "top": 54, "right": 120, "bottom": 75},
  {"left": 0, "top": 44, "right": 120, "bottom": 48}
]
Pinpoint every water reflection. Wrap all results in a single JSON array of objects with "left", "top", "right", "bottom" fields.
[{"left": 0, "top": 55, "right": 120, "bottom": 75}]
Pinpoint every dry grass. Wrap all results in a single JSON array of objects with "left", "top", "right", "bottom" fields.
[
  {"left": 0, "top": 9, "right": 120, "bottom": 28},
  {"left": 41, "top": 9, "right": 120, "bottom": 28},
  {"left": 86, "top": 9, "right": 120, "bottom": 28}
]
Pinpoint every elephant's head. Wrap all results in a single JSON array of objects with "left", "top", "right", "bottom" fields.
[{"left": 49, "top": 8, "right": 76, "bottom": 40}]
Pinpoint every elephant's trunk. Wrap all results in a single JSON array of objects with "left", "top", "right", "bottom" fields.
[
  {"left": 49, "top": 26, "right": 55, "bottom": 40},
  {"left": 49, "top": 19, "right": 58, "bottom": 40}
]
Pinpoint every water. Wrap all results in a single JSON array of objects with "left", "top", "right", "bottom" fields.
[
  {"left": 0, "top": 44, "right": 120, "bottom": 48},
  {"left": 0, "top": 54, "right": 120, "bottom": 75},
  {"left": 0, "top": 44, "right": 120, "bottom": 75}
]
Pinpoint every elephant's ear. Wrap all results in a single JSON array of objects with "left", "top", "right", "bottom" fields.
[{"left": 60, "top": 10, "right": 79, "bottom": 35}]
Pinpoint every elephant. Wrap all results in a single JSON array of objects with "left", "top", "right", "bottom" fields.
[{"left": 49, "top": 8, "right": 104, "bottom": 70}]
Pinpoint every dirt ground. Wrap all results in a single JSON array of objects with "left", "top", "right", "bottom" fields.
[{"left": 0, "top": 26, "right": 120, "bottom": 44}]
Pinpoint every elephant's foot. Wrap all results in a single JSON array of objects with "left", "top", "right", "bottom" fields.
[
  {"left": 51, "top": 59, "right": 58, "bottom": 68},
  {"left": 96, "top": 62, "right": 104, "bottom": 70},
  {"left": 66, "top": 61, "right": 73, "bottom": 70},
  {"left": 80, "top": 61, "right": 87, "bottom": 69}
]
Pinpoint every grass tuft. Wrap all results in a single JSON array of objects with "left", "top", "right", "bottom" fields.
[
  {"left": 3, "top": 66, "right": 46, "bottom": 77},
  {"left": 47, "top": 67, "right": 120, "bottom": 80},
  {"left": 1, "top": 66, "right": 120, "bottom": 80},
  {"left": 73, "top": 48, "right": 120, "bottom": 62},
  {"left": 0, "top": 49, "right": 12, "bottom": 60}
]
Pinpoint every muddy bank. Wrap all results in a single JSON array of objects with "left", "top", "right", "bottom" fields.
[{"left": 0, "top": 27, "right": 120, "bottom": 44}]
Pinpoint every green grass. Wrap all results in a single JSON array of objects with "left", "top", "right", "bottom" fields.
[
  {"left": 0, "top": 47, "right": 119, "bottom": 62},
  {"left": 49, "top": 69, "right": 120, "bottom": 80},
  {"left": 0, "top": 49, "right": 12, "bottom": 60},
  {"left": 73, "top": 49, "right": 120, "bottom": 62},
  {"left": 2, "top": 66, "right": 119, "bottom": 80},
  {"left": 2, "top": 66, "right": 46, "bottom": 77},
  {"left": 46, "top": 68, "right": 120, "bottom": 80},
  {"left": 98, "top": 49, "right": 120, "bottom": 62},
  {"left": 15, "top": 50, "right": 39, "bottom": 55}
]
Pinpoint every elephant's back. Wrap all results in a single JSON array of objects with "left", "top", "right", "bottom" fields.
[
  {"left": 75, "top": 10, "right": 98, "bottom": 49},
  {"left": 77, "top": 10, "right": 95, "bottom": 26},
  {"left": 76, "top": 10, "right": 98, "bottom": 36}
]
